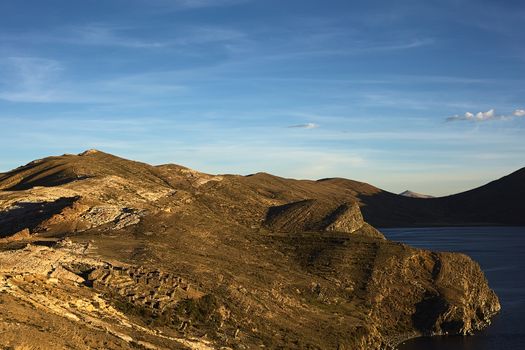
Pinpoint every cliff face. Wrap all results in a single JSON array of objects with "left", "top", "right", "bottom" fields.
[
  {"left": 365, "top": 247, "right": 500, "bottom": 347},
  {"left": 264, "top": 199, "right": 384, "bottom": 239},
  {"left": 0, "top": 151, "right": 500, "bottom": 349}
]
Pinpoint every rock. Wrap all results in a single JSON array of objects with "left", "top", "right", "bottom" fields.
[
  {"left": 113, "top": 211, "right": 142, "bottom": 230},
  {"left": 80, "top": 206, "right": 142, "bottom": 230},
  {"left": 322, "top": 202, "right": 364, "bottom": 233},
  {"left": 0, "top": 228, "right": 31, "bottom": 242},
  {"left": 49, "top": 265, "right": 85, "bottom": 284},
  {"left": 79, "top": 149, "right": 101, "bottom": 156}
]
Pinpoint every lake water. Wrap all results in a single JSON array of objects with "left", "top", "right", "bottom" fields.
[{"left": 381, "top": 227, "right": 525, "bottom": 350}]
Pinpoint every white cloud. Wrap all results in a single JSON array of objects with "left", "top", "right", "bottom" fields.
[
  {"left": 513, "top": 109, "right": 525, "bottom": 117},
  {"left": 287, "top": 123, "right": 319, "bottom": 129},
  {"left": 475, "top": 109, "right": 495, "bottom": 121},
  {"left": 446, "top": 108, "right": 525, "bottom": 122}
]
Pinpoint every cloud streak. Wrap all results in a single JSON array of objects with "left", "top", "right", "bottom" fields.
[
  {"left": 0, "top": 56, "right": 188, "bottom": 103},
  {"left": 446, "top": 108, "right": 525, "bottom": 122},
  {"left": 0, "top": 23, "right": 246, "bottom": 50},
  {"left": 68, "top": 24, "right": 167, "bottom": 48},
  {"left": 0, "top": 57, "right": 65, "bottom": 102},
  {"left": 287, "top": 123, "right": 319, "bottom": 129},
  {"left": 171, "top": 0, "right": 249, "bottom": 9}
]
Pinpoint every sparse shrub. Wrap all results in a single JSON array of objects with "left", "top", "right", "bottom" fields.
[{"left": 174, "top": 294, "right": 219, "bottom": 324}]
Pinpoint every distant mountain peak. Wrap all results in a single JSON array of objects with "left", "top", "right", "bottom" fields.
[
  {"left": 79, "top": 149, "right": 101, "bottom": 156},
  {"left": 399, "top": 190, "right": 435, "bottom": 198}
]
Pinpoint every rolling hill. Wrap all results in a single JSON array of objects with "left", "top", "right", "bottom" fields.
[{"left": 0, "top": 150, "right": 501, "bottom": 349}]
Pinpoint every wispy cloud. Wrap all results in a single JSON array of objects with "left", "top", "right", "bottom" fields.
[
  {"left": 367, "top": 38, "right": 434, "bottom": 51},
  {"left": 67, "top": 24, "right": 167, "bottom": 48},
  {"left": 0, "top": 56, "right": 187, "bottom": 103},
  {"left": 446, "top": 108, "right": 525, "bottom": 122},
  {"left": 0, "top": 57, "right": 65, "bottom": 102},
  {"left": 259, "top": 38, "right": 434, "bottom": 62},
  {"left": 171, "top": 25, "right": 246, "bottom": 46},
  {"left": 170, "top": 0, "right": 250, "bottom": 9},
  {"left": 0, "top": 23, "right": 246, "bottom": 50},
  {"left": 140, "top": 0, "right": 250, "bottom": 11},
  {"left": 71, "top": 24, "right": 245, "bottom": 48},
  {"left": 287, "top": 123, "right": 319, "bottom": 129}
]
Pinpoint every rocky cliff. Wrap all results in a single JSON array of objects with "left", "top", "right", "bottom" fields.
[{"left": 0, "top": 150, "right": 500, "bottom": 349}]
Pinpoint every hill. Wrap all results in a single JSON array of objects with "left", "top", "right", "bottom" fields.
[
  {"left": 0, "top": 150, "right": 500, "bottom": 349},
  {"left": 354, "top": 168, "right": 525, "bottom": 227},
  {"left": 399, "top": 190, "right": 435, "bottom": 199}
]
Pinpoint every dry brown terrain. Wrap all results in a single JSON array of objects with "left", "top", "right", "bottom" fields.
[{"left": 0, "top": 150, "right": 500, "bottom": 349}]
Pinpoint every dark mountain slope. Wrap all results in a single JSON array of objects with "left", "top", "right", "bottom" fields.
[{"left": 353, "top": 168, "right": 525, "bottom": 227}]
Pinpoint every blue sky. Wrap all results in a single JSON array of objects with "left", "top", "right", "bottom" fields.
[{"left": 0, "top": 0, "right": 524, "bottom": 195}]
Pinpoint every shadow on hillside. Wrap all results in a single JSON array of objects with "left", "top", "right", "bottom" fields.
[
  {"left": 0, "top": 161, "right": 92, "bottom": 190},
  {"left": 357, "top": 191, "right": 449, "bottom": 228},
  {"left": 357, "top": 188, "right": 525, "bottom": 227},
  {"left": 0, "top": 196, "right": 79, "bottom": 238}
]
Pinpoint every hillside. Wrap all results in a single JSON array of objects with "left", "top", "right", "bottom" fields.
[
  {"left": 354, "top": 168, "right": 525, "bottom": 227},
  {"left": 0, "top": 150, "right": 500, "bottom": 349}
]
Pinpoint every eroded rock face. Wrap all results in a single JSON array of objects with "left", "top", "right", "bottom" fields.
[
  {"left": 80, "top": 206, "right": 144, "bottom": 230},
  {"left": 366, "top": 248, "right": 500, "bottom": 347},
  {"left": 264, "top": 199, "right": 384, "bottom": 239},
  {"left": 323, "top": 202, "right": 366, "bottom": 233}
]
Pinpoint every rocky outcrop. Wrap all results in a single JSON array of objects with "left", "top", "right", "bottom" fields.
[
  {"left": 80, "top": 206, "right": 144, "bottom": 230},
  {"left": 264, "top": 200, "right": 385, "bottom": 239},
  {"left": 322, "top": 202, "right": 366, "bottom": 232},
  {"left": 0, "top": 228, "right": 31, "bottom": 242},
  {"left": 367, "top": 247, "right": 500, "bottom": 347}
]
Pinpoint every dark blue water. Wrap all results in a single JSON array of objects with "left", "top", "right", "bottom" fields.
[{"left": 381, "top": 227, "right": 525, "bottom": 350}]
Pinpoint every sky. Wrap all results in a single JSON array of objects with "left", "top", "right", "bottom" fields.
[{"left": 0, "top": 0, "right": 524, "bottom": 196}]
